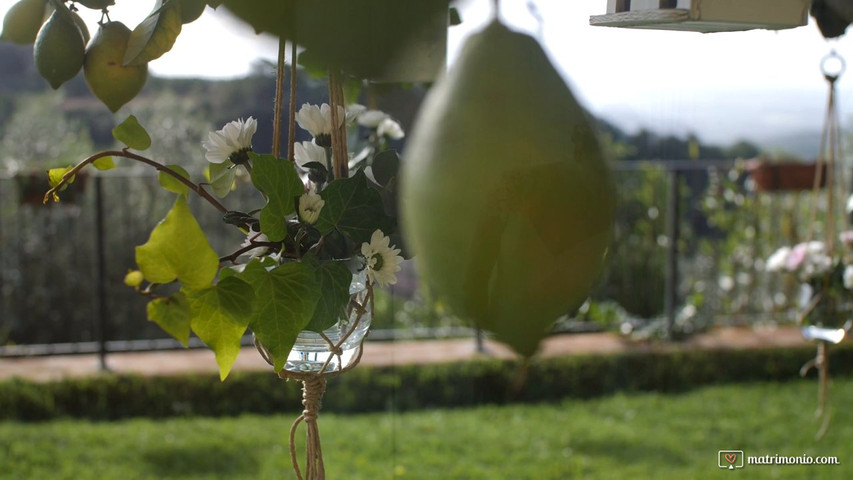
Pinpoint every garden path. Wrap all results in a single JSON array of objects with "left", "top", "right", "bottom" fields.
[{"left": 0, "top": 325, "right": 816, "bottom": 382}]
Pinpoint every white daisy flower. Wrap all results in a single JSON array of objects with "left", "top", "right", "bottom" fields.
[
  {"left": 360, "top": 229, "right": 403, "bottom": 287},
  {"left": 377, "top": 117, "right": 405, "bottom": 140},
  {"left": 844, "top": 265, "right": 853, "bottom": 290},
  {"left": 346, "top": 104, "right": 367, "bottom": 123},
  {"left": 356, "top": 109, "right": 388, "bottom": 128},
  {"left": 295, "top": 103, "right": 344, "bottom": 145},
  {"left": 202, "top": 117, "right": 257, "bottom": 165},
  {"left": 241, "top": 226, "right": 271, "bottom": 258},
  {"left": 293, "top": 141, "right": 327, "bottom": 169},
  {"left": 298, "top": 192, "right": 325, "bottom": 225}
]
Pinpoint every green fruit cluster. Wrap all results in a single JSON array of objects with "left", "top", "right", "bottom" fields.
[{"left": 2, "top": 0, "right": 207, "bottom": 111}]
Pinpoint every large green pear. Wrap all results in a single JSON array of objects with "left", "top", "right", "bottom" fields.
[{"left": 401, "top": 21, "right": 616, "bottom": 357}]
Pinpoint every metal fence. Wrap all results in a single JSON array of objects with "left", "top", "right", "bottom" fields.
[{"left": 0, "top": 159, "right": 819, "bottom": 357}]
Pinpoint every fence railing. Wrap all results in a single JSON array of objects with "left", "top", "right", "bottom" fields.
[{"left": 0, "top": 158, "right": 817, "bottom": 358}]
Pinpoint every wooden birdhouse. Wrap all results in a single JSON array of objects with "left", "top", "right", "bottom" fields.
[{"left": 590, "top": 0, "right": 809, "bottom": 33}]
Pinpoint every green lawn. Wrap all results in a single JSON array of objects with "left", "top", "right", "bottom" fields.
[{"left": 1, "top": 378, "right": 850, "bottom": 479}]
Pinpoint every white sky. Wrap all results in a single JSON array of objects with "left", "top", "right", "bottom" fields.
[{"left": 3, "top": 0, "right": 853, "bottom": 144}]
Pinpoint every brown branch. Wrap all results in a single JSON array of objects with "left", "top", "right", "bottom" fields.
[
  {"left": 288, "top": 40, "right": 299, "bottom": 164},
  {"left": 43, "top": 149, "right": 229, "bottom": 214},
  {"left": 273, "top": 36, "right": 286, "bottom": 159}
]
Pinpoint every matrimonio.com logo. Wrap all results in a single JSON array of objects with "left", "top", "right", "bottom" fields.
[
  {"left": 718, "top": 451, "right": 744, "bottom": 470},
  {"left": 718, "top": 450, "right": 841, "bottom": 470}
]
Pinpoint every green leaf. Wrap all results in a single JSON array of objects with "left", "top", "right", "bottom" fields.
[
  {"left": 371, "top": 149, "right": 400, "bottom": 187},
  {"left": 236, "top": 260, "right": 321, "bottom": 372},
  {"left": 315, "top": 169, "right": 391, "bottom": 244},
  {"left": 147, "top": 292, "right": 191, "bottom": 346},
  {"left": 158, "top": 164, "right": 191, "bottom": 194},
  {"left": 112, "top": 115, "right": 152, "bottom": 150},
  {"left": 135, "top": 195, "right": 219, "bottom": 290},
  {"left": 250, "top": 152, "right": 305, "bottom": 242},
  {"left": 123, "top": 0, "right": 183, "bottom": 66},
  {"left": 92, "top": 157, "right": 115, "bottom": 171},
  {"left": 305, "top": 260, "right": 352, "bottom": 333},
  {"left": 186, "top": 276, "right": 254, "bottom": 380},
  {"left": 47, "top": 167, "right": 74, "bottom": 190},
  {"left": 208, "top": 162, "right": 237, "bottom": 198}
]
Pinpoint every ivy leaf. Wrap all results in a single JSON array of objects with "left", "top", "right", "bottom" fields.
[
  {"left": 135, "top": 195, "right": 219, "bottom": 290},
  {"left": 158, "top": 164, "right": 191, "bottom": 195},
  {"left": 250, "top": 152, "right": 305, "bottom": 242},
  {"left": 92, "top": 157, "right": 116, "bottom": 171},
  {"left": 371, "top": 149, "right": 400, "bottom": 188},
  {"left": 147, "top": 292, "right": 191, "bottom": 346},
  {"left": 112, "top": 115, "right": 152, "bottom": 150},
  {"left": 305, "top": 260, "right": 352, "bottom": 333},
  {"left": 315, "top": 169, "right": 391, "bottom": 244},
  {"left": 47, "top": 167, "right": 74, "bottom": 190},
  {"left": 123, "top": 0, "right": 183, "bottom": 66},
  {"left": 186, "top": 276, "right": 254, "bottom": 380},
  {"left": 236, "top": 260, "right": 321, "bottom": 372},
  {"left": 208, "top": 162, "right": 237, "bottom": 198}
]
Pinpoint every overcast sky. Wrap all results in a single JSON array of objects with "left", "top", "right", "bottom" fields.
[{"left": 3, "top": 0, "right": 853, "bottom": 146}]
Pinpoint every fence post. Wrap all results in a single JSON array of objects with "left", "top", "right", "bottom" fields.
[
  {"left": 665, "top": 167, "right": 681, "bottom": 338},
  {"left": 94, "top": 175, "right": 109, "bottom": 370}
]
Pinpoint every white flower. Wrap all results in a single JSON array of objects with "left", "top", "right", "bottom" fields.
[
  {"left": 840, "top": 231, "right": 853, "bottom": 245},
  {"left": 847, "top": 193, "right": 853, "bottom": 214},
  {"left": 357, "top": 109, "right": 388, "bottom": 128},
  {"left": 377, "top": 117, "right": 405, "bottom": 140},
  {"left": 293, "top": 141, "right": 327, "bottom": 169},
  {"left": 295, "top": 103, "right": 344, "bottom": 142},
  {"left": 844, "top": 265, "right": 853, "bottom": 290},
  {"left": 298, "top": 192, "right": 325, "bottom": 225},
  {"left": 202, "top": 117, "right": 257, "bottom": 164},
  {"left": 356, "top": 109, "right": 405, "bottom": 139},
  {"left": 346, "top": 104, "right": 367, "bottom": 123},
  {"left": 241, "top": 226, "right": 270, "bottom": 258},
  {"left": 766, "top": 246, "right": 791, "bottom": 272},
  {"left": 360, "top": 229, "right": 403, "bottom": 287}
]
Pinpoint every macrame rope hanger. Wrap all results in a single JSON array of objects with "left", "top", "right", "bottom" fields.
[
  {"left": 800, "top": 49, "right": 848, "bottom": 441},
  {"left": 263, "top": 31, "right": 374, "bottom": 479}
]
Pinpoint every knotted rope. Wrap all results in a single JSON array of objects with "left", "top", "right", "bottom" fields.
[{"left": 800, "top": 50, "right": 847, "bottom": 440}]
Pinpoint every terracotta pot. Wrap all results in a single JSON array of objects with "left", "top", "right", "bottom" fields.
[{"left": 746, "top": 160, "right": 826, "bottom": 192}]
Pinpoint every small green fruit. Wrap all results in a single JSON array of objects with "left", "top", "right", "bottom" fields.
[
  {"left": 34, "top": 10, "right": 86, "bottom": 89},
  {"left": 71, "top": 11, "right": 90, "bottom": 44},
  {"left": 401, "top": 21, "right": 616, "bottom": 356},
  {"left": 84, "top": 21, "right": 148, "bottom": 112},
  {"left": 1, "top": 0, "right": 48, "bottom": 45}
]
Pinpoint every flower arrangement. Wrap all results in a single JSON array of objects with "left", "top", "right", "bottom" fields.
[
  {"left": 766, "top": 235, "right": 853, "bottom": 329},
  {"left": 45, "top": 102, "right": 406, "bottom": 379}
]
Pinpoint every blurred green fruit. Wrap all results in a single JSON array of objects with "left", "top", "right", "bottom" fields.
[
  {"left": 34, "top": 10, "right": 86, "bottom": 89},
  {"left": 75, "top": 0, "right": 115, "bottom": 10},
  {"left": 1, "top": 0, "right": 48, "bottom": 45},
  {"left": 401, "top": 21, "right": 616, "bottom": 357},
  {"left": 70, "top": 11, "right": 90, "bottom": 44},
  {"left": 179, "top": 0, "right": 207, "bottom": 24},
  {"left": 84, "top": 21, "right": 148, "bottom": 112}
]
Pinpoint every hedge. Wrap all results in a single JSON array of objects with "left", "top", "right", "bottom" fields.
[{"left": 1, "top": 344, "right": 851, "bottom": 421}]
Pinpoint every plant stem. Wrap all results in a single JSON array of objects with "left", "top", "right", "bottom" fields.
[
  {"left": 273, "top": 37, "right": 286, "bottom": 159},
  {"left": 288, "top": 40, "right": 299, "bottom": 164},
  {"left": 43, "top": 149, "right": 229, "bottom": 214}
]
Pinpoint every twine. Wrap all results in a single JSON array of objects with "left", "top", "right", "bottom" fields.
[
  {"left": 799, "top": 52, "right": 846, "bottom": 440},
  {"left": 253, "top": 284, "right": 372, "bottom": 480}
]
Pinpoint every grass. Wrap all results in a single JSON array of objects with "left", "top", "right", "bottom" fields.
[{"left": 1, "top": 377, "right": 851, "bottom": 479}]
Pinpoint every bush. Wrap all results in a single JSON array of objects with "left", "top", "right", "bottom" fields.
[{"left": 1, "top": 344, "right": 851, "bottom": 421}]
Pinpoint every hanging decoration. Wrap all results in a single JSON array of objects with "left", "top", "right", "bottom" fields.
[
  {"left": 590, "top": 0, "right": 809, "bottom": 33},
  {"left": 401, "top": 3, "right": 616, "bottom": 358},
  {"left": 764, "top": 50, "right": 852, "bottom": 440}
]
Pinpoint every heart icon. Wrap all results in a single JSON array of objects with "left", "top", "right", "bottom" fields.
[{"left": 725, "top": 453, "right": 737, "bottom": 464}]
